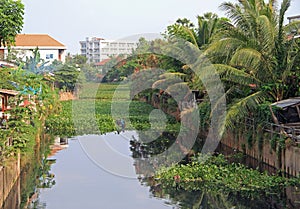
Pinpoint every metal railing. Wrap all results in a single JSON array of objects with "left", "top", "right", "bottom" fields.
[{"left": 238, "top": 117, "right": 300, "bottom": 142}]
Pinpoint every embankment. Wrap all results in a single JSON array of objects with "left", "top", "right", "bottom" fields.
[{"left": 222, "top": 131, "right": 300, "bottom": 177}]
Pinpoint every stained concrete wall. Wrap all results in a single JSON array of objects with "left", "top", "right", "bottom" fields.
[{"left": 222, "top": 131, "right": 300, "bottom": 177}]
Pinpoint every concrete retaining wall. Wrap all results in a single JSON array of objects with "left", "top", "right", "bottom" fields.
[{"left": 222, "top": 131, "right": 300, "bottom": 177}]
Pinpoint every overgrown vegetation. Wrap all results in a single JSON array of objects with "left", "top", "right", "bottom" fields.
[
  {"left": 0, "top": 0, "right": 24, "bottom": 47},
  {"left": 155, "top": 154, "right": 300, "bottom": 198},
  {"left": 46, "top": 83, "right": 180, "bottom": 136},
  {"left": 0, "top": 67, "right": 60, "bottom": 163},
  {"left": 1, "top": 0, "right": 300, "bottom": 206},
  {"left": 95, "top": 0, "right": 300, "bottom": 203}
]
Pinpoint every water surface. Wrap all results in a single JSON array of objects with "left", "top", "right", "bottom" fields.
[{"left": 36, "top": 132, "right": 174, "bottom": 209}]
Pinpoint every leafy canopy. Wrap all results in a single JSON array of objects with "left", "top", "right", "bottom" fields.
[
  {"left": 0, "top": 0, "right": 24, "bottom": 47},
  {"left": 204, "top": 0, "right": 300, "bottom": 128}
]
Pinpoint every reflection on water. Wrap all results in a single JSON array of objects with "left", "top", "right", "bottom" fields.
[
  {"left": 30, "top": 133, "right": 175, "bottom": 209},
  {"left": 3, "top": 131, "right": 300, "bottom": 209},
  {"left": 1, "top": 134, "right": 55, "bottom": 209},
  {"left": 139, "top": 176, "right": 297, "bottom": 209},
  {"left": 130, "top": 133, "right": 300, "bottom": 209}
]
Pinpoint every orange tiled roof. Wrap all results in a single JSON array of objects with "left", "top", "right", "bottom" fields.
[
  {"left": 95, "top": 56, "right": 124, "bottom": 66},
  {"left": 95, "top": 58, "right": 111, "bottom": 66},
  {"left": 14, "top": 34, "right": 65, "bottom": 47}
]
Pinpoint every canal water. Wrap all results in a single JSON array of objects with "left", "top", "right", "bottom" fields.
[
  {"left": 32, "top": 131, "right": 176, "bottom": 209},
  {"left": 3, "top": 131, "right": 300, "bottom": 208}
]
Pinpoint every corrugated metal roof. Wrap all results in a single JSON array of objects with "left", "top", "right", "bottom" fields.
[
  {"left": 272, "top": 97, "right": 300, "bottom": 108},
  {"left": 0, "top": 89, "right": 19, "bottom": 96},
  {"left": 287, "top": 15, "right": 300, "bottom": 20}
]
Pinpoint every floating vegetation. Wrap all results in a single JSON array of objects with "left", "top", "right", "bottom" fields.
[
  {"left": 155, "top": 154, "right": 300, "bottom": 199},
  {"left": 45, "top": 83, "right": 179, "bottom": 136}
]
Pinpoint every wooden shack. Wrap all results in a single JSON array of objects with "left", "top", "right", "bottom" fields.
[
  {"left": 272, "top": 98, "right": 300, "bottom": 124},
  {"left": 272, "top": 98, "right": 300, "bottom": 137},
  {"left": 0, "top": 89, "right": 19, "bottom": 126}
]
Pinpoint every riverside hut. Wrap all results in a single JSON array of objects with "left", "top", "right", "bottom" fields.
[
  {"left": 272, "top": 97, "right": 300, "bottom": 124},
  {"left": 272, "top": 98, "right": 300, "bottom": 139},
  {"left": 0, "top": 89, "right": 19, "bottom": 127}
]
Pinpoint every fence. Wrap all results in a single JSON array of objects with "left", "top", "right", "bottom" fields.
[
  {"left": 0, "top": 153, "right": 20, "bottom": 208},
  {"left": 240, "top": 117, "right": 300, "bottom": 143}
]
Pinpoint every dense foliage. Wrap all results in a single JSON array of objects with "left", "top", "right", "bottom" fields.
[
  {"left": 0, "top": 67, "right": 59, "bottom": 163},
  {"left": 102, "top": 38, "right": 186, "bottom": 83},
  {"left": 205, "top": 0, "right": 300, "bottom": 129},
  {"left": 0, "top": 0, "right": 24, "bottom": 47},
  {"left": 101, "top": 0, "right": 300, "bottom": 201},
  {"left": 1, "top": 0, "right": 299, "bottom": 205},
  {"left": 52, "top": 63, "right": 81, "bottom": 92},
  {"left": 19, "top": 135, "right": 55, "bottom": 209}
]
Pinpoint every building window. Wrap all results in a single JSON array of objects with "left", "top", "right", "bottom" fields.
[{"left": 46, "top": 54, "right": 54, "bottom": 59}]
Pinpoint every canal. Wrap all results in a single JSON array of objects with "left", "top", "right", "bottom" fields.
[
  {"left": 28, "top": 131, "right": 176, "bottom": 209},
  {"left": 3, "top": 131, "right": 300, "bottom": 209}
]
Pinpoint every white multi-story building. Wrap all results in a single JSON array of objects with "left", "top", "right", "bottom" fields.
[
  {"left": 80, "top": 37, "right": 138, "bottom": 63},
  {"left": 79, "top": 37, "right": 103, "bottom": 63}
]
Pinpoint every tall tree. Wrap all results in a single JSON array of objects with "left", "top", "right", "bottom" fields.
[
  {"left": 165, "top": 13, "right": 228, "bottom": 49},
  {"left": 53, "top": 64, "right": 80, "bottom": 92},
  {"left": 158, "top": 14, "right": 229, "bottom": 95},
  {"left": 205, "top": 0, "right": 300, "bottom": 128},
  {"left": 0, "top": 0, "right": 24, "bottom": 47}
]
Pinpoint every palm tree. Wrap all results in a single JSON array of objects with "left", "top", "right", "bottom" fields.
[
  {"left": 165, "top": 13, "right": 228, "bottom": 50},
  {"left": 158, "top": 13, "right": 230, "bottom": 97},
  {"left": 205, "top": 0, "right": 300, "bottom": 128}
]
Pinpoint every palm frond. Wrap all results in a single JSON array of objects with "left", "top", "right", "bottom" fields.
[
  {"left": 165, "top": 82, "right": 190, "bottom": 100},
  {"left": 162, "top": 37, "right": 201, "bottom": 65},
  {"left": 159, "top": 72, "right": 187, "bottom": 80},
  {"left": 213, "top": 64, "right": 259, "bottom": 86},
  {"left": 205, "top": 37, "right": 245, "bottom": 62},
  {"left": 152, "top": 76, "right": 183, "bottom": 91},
  {"left": 256, "top": 15, "right": 276, "bottom": 53},
  {"left": 220, "top": 2, "right": 252, "bottom": 32},
  {"left": 282, "top": 43, "right": 300, "bottom": 81},
  {"left": 225, "top": 91, "right": 265, "bottom": 129},
  {"left": 279, "top": 0, "right": 291, "bottom": 26},
  {"left": 230, "top": 48, "right": 262, "bottom": 73},
  {"left": 276, "top": 0, "right": 291, "bottom": 53},
  {"left": 180, "top": 26, "right": 199, "bottom": 48}
]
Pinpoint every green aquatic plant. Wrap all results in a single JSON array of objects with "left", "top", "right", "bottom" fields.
[
  {"left": 155, "top": 154, "right": 299, "bottom": 199},
  {"left": 46, "top": 83, "right": 180, "bottom": 136}
]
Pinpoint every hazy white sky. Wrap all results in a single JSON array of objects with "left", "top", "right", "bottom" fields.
[{"left": 21, "top": 0, "right": 300, "bottom": 54}]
